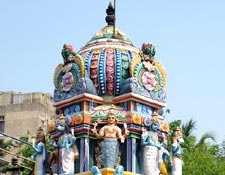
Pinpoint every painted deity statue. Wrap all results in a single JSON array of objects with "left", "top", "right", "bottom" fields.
[
  {"left": 92, "top": 109, "right": 129, "bottom": 168},
  {"left": 52, "top": 114, "right": 77, "bottom": 175},
  {"left": 50, "top": 148, "right": 59, "bottom": 175},
  {"left": 157, "top": 119, "right": 170, "bottom": 175},
  {"left": 157, "top": 132, "right": 170, "bottom": 175},
  {"left": 171, "top": 127, "right": 184, "bottom": 175},
  {"left": 141, "top": 115, "right": 162, "bottom": 175},
  {"left": 31, "top": 127, "right": 49, "bottom": 175}
]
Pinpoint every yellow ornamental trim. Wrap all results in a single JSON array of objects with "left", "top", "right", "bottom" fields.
[
  {"left": 130, "top": 52, "right": 142, "bottom": 77},
  {"left": 74, "top": 54, "right": 85, "bottom": 77},
  {"left": 53, "top": 64, "right": 63, "bottom": 88},
  {"left": 154, "top": 60, "right": 167, "bottom": 87}
]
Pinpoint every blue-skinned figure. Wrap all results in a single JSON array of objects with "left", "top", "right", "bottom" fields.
[
  {"left": 52, "top": 115, "right": 77, "bottom": 175},
  {"left": 141, "top": 115, "right": 162, "bottom": 175}
]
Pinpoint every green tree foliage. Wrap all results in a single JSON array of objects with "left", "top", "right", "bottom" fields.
[
  {"left": 183, "top": 143, "right": 225, "bottom": 175},
  {"left": 167, "top": 119, "right": 225, "bottom": 175},
  {"left": 215, "top": 138, "right": 225, "bottom": 160},
  {"left": 181, "top": 118, "right": 197, "bottom": 151},
  {"left": 0, "top": 138, "right": 13, "bottom": 157},
  {"left": 0, "top": 138, "right": 14, "bottom": 173},
  {"left": 19, "top": 139, "right": 35, "bottom": 175}
]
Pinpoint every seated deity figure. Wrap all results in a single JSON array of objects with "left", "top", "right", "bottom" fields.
[
  {"left": 52, "top": 114, "right": 77, "bottom": 175},
  {"left": 141, "top": 114, "right": 162, "bottom": 175},
  {"left": 92, "top": 109, "right": 129, "bottom": 168},
  {"left": 31, "top": 127, "right": 49, "bottom": 175},
  {"left": 171, "top": 127, "right": 184, "bottom": 175}
]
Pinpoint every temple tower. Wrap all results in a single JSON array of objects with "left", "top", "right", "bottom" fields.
[{"left": 50, "top": 2, "right": 168, "bottom": 174}]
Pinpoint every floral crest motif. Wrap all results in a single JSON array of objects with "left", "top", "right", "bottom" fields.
[
  {"left": 141, "top": 71, "right": 157, "bottom": 91},
  {"left": 61, "top": 72, "right": 74, "bottom": 91}
]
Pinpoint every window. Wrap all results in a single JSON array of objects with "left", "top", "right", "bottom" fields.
[
  {"left": 0, "top": 115, "right": 4, "bottom": 132},
  {"left": 13, "top": 93, "right": 23, "bottom": 104}
]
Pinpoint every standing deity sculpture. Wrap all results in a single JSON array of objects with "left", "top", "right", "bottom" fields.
[
  {"left": 157, "top": 116, "right": 170, "bottom": 175},
  {"left": 52, "top": 114, "right": 77, "bottom": 175},
  {"left": 92, "top": 109, "right": 129, "bottom": 168},
  {"left": 50, "top": 148, "right": 59, "bottom": 175},
  {"left": 157, "top": 131, "right": 170, "bottom": 175},
  {"left": 31, "top": 127, "right": 49, "bottom": 175},
  {"left": 171, "top": 127, "right": 184, "bottom": 175},
  {"left": 141, "top": 114, "right": 162, "bottom": 175}
]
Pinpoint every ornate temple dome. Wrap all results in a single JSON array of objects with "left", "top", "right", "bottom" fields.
[
  {"left": 53, "top": 2, "right": 167, "bottom": 105},
  {"left": 78, "top": 24, "right": 141, "bottom": 97}
]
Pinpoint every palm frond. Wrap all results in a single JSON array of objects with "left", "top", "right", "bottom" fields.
[
  {"left": 196, "top": 131, "right": 216, "bottom": 147},
  {"left": 182, "top": 118, "right": 196, "bottom": 137}
]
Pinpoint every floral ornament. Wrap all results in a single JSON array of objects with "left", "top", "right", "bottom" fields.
[
  {"left": 141, "top": 71, "right": 157, "bottom": 91},
  {"left": 144, "top": 116, "right": 151, "bottom": 126},
  {"left": 61, "top": 72, "right": 74, "bottom": 91}
]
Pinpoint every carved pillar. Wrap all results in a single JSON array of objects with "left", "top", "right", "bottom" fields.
[
  {"left": 126, "top": 137, "right": 136, "bottom": 173},
  {"left": 79, "top": 137, "right": 89, "bottom": 172}
]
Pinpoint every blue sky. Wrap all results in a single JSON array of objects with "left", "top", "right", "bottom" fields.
[{"left": 1, "top": 1, "right": 225, "bottom": 144}]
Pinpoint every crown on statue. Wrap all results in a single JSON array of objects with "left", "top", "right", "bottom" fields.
[
  {"left": 174, "top": 127, "right": 183, "bottom": 137},
  {"left": 108, "top": 109, "right": 117, "bottom": 116},
  {"left": 108, "top": 104, "right": 117, "bottom": 116},
  {"left": 59, "top": 114, "right": 66, "bottom": 124},
  {"left": 150, "top": 113, "right": 159, "bottom": 125}
]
